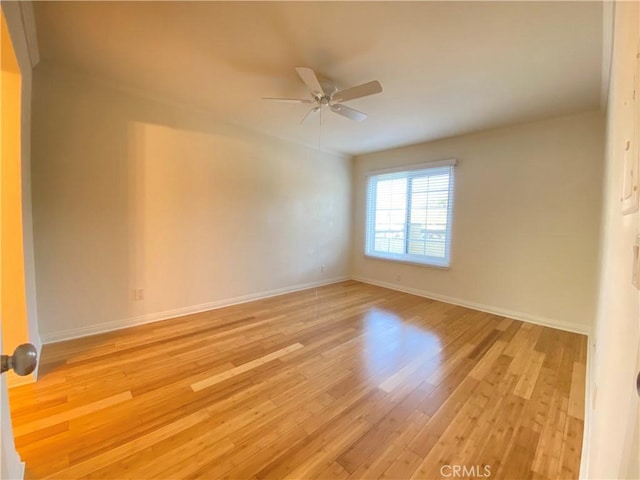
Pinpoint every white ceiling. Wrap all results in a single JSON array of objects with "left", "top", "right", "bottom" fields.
[{"left": 33, "top": 1, "right": 604, "bottom": 156}]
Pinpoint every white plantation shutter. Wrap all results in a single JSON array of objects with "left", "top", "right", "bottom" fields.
[{"left": 365, "top": 160, "right": 456, "bottom": 268}]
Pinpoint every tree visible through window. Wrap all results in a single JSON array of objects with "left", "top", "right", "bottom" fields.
[{"left": 365, "top": 161, "right": 455, "bottom": 267}]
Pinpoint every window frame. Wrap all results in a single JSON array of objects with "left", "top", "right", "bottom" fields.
[{"left": 364, "top": 160, "right": 456, "bottom": 269}]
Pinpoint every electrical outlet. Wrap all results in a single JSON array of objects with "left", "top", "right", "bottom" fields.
[
  {"left": 320, "top": 264, "right": 325, "bottom": 272},
  {"left": 135, "top": 289, "right": 144, "bottom": 301},
  {"left": 396, "top": 274, "right": 401, "bottom": 281}
]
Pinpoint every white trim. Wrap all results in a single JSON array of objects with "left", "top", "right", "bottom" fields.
[
  {"left": 365, "top": 159, "right": 457, "bottom": 176},
  {"left": 600, "top": 1, "right": 615, "bottom": 111},
  {"left": 363, "top": 253, "right": 451, "bottom": 270},
  {"left": 18, "top": 1, "right": 39, "bottom": 68},
  {"left": 33, "top": 342, "right": 43, "bottom": 381},
  {"left": 350, "top": 275, "right": 591, "bottom": 336},
  {"left": 41, "top": 277, "right": 350, "bottom": 344}
]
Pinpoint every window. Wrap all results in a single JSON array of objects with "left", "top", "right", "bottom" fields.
[{"left": 365, "top": 160, "right": 456, "bottom": 268}]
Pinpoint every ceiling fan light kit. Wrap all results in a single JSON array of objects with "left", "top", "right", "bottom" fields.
[{"left": 263, "top": 67, "right": 382, "bottom": 124}]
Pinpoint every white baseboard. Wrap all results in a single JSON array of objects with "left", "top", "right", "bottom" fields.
[
  {"left": 41, "top": 276, "right": 350, "bottom": 344},
  {"left": 350, "top": 275, "right": 591, "bottom": 336},
  {"left": 33, "top": 341, "right": 43, "bottom": 382}
]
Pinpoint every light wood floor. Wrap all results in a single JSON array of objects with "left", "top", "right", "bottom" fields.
[{"left": 9, "top": 281, "right": 586, "bottom": 479}]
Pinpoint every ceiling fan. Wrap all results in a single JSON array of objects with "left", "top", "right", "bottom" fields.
[{"left": 263, "top": 67, "right": 383, "bottom": 124}]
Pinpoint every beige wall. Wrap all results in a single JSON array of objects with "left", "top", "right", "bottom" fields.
[
  {"left": 585, "top": 2, "right": 640, "bottom": 478},
  {"left": 352, "top": 111, "right": 604, "bottom": 333},
  {"left": 32, "top": 66, "right": 352, "bottom": 342}
]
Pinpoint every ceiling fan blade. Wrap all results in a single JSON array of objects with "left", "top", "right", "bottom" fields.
[
  {"left": 300, "top": 106, "right": 320, "bottom": 125},
  {"left": 296, "top": 67, "right": 325, "bottom": 96},
  {"left": 331, "top": 104, "right": 367, "bottom": 122},
  {"left": 262, "top": 97, "right": 313, "bottom": 104},
  {"left": 332, "top": 80, "right": 382, "bottom": 103}
]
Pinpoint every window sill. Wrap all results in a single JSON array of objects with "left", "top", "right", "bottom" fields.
[{"left": 363, "top": 253, "right": 451, "bottom": 270}]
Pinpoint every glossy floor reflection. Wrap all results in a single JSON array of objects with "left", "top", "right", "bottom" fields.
[{"left": 362, "top": 308, "right": 441, "bottom": 386}]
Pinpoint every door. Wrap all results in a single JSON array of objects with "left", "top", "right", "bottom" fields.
[{"left": 1, "top": 7, "right": 29, "bottom": 478}]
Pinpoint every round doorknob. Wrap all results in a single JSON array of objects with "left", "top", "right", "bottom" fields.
[{"left": 1, "top": 343, "right": 38, "bottom": 376}]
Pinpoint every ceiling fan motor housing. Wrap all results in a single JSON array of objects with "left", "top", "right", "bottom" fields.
[{"left": 317, "top": 76, "right": 337, "bottom": 96}]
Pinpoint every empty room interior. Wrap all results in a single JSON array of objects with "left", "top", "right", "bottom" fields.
[{"left": 1, "top": 1, "right": 639, "bottom": 479}]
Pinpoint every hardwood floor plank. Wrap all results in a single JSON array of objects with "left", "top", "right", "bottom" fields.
[
  {"left": 568, "top": 362, "right": 586, "bottom": 420},
  {"left": 314, "top": 461, "right": 350, "bottom": 480},
  {"left": 410, "top": 375, "right": 480, "bottom": 458},
  {"left": 281, "top": 418, "right": 372, "bottom": 480},
  {"left": 42, "top": 409, "right": 210, "bottom": 479},
  {"left": 559, "top": 415, "right": 583, "bottom": 478},
  {"left": 336, "top": 381, "right": 433, "bottom": 473},
  {"left": 468, "top": 339, "right": 508, "bottom": 381},
  {"left": 190, "top": 342, "right": 304, "bottom": 391},
  {"left": 13, "top": 391, "right": 132, "bottom": 437},
  {"left": 378, "top": 351, "right": 437, "bottom": 393},
  {"left": 514, "top": 350, "right": 546, "bottom": 400},
  {"left": 380, "top": 447, "right": 423, "bottom": 479}
]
